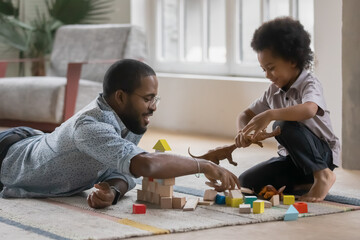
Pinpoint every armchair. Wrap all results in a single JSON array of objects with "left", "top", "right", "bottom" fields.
[{"left": 0, "top": 24, "right": 147, "bottom": 132}]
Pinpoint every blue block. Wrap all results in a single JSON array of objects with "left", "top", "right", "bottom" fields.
[
  {"left": 284, "top": 205, "right": 299, "bottom": 221},
  {"left": 215, "top": 194, "right": 226, "bottom": 205},
  {"left": 244, "top": 196, "right": 257, "bottom": 207}
]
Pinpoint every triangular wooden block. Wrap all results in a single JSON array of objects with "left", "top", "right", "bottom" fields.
[
  {"left": 153, "top": 139, "right": 171, "bottom": 151},
  {"left": 284, "top": 205, "right": 299, "bottom": 221}
]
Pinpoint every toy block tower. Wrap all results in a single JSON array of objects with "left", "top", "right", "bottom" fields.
[
  {"left": 153, "top": 139, "right": 171, "bottom": 152},
  {"left": 137, "top": 139, "right": 187, "bottom": 209}
]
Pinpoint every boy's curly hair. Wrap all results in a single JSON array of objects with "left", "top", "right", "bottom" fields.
[{"left": 251, "top": 17, "right": 313, "bottom": 70}]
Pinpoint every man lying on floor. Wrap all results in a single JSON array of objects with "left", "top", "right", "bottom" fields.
[{"left": 0, "top": 59, "right": 239, "bottom": 209}]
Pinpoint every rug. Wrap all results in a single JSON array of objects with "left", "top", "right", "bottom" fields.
[{"left": 0, "top": 183, "right": 359, "bottom": 240}]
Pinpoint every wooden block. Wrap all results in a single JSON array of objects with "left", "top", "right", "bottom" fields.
[
  {"left": 157, "top": 185, "right": 173, "bottom": 197},
  {"left": 160, "top": 197, "right": 172, "bottom": 209},
  {"left": 229, "top": 189, "right": 243, "bottom": 199},
  {"left": 203, "top": 189, "right": 218, "bottom": 201},
  {"left": 148, "top": 181, "right": 157, "bottom": 193},
  {"left": 293, "top": 202, "right": 308, "bottom": 213},
  {"left": 241, "top": 187, "right": 254, "bottom": 194},
  {"left": 244, "top": 196, "right": 257, "bottom": 207},
  {"left": 155, "top": 178, "right": 175, "bottom": 185},
  {"left": 230, "top": 198, "right": 244, "bottom": 208},
  {"left": 152, "top": 193, "right": 160, "bottom": 205},
  {"left": 283, "top": 195, "right": 295, "bottom": 205},
  {"left": 142, "top": 178, "right": 149, "bottom": 191},
  {"left": 270, "top": 195, "right": 280, "bottom": 206},
  {"left": 137, "top": 189, "right": 145, "bottom": 201},
  {"left": 133, "top": 204, "right": 146, "bottom": 214},
  {"left": 215, "top": 194, "right": 226, "bottom": 205},
  {"left": 183, "top": 198, "right": 199, "bottom": 211},
  {"left": 198, "top": 200, "right": 214, "bottom": 206},
  {"left": 253, "top": 200, "right": 264, "bottom": 214},
  {"left": 172, "top": 197, "right": 186, "bottom": 209},
  {"left": 225, "top": 196, "right": 231, "bottom": 206},
  {"left": 258, "top": 200, "right": 272, "bottom": 208},
  {"left": 284, "top": 205, "right": 299, "bottom": 221},
  {"left": 239, "top": 204, "right": 251, "bottom": 214},
  {"left": 145, "top": 191, "right": 152, "bottom": 202}
]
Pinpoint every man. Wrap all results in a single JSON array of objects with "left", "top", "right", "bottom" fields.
[{"left": 0, "top": 59, "right": 239, "bottom": 209}]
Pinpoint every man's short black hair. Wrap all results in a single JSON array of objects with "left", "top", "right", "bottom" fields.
[
  {"left": 251, "top": 17, "right": 313, "bottom": 70},
  {"left": 103, "top": 59, "right": 156, "bottom": 97}
]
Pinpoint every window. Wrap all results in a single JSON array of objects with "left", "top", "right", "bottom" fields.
[{"left": 148, "top": 0, "right": 314, "bottom": 77}]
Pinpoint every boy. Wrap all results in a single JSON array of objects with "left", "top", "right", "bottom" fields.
[{"left": 235, "top": 17, "right": 340, "bottom": 202}]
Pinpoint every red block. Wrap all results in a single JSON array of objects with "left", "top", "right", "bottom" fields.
[
  {"left": 148, "top": 177, "right": 154, "bottom": 182},
  {"left": 293, "top": 202, "right": 308, "bottom": 213},
  {"left": 133, "top": 204, "right": 146, "bottom": 214}
]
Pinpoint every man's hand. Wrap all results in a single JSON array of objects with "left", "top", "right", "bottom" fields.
[
  {"left": 87, "top": 182, "right": 115, "bottom": 209},
  {"left": 202, "top": 161, "right": 241, "bottom": 192}
]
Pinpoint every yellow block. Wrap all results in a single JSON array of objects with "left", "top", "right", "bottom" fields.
[
  {"left": 225, "top": 196, "right": 231, "bottom": 206},
  {"left": 253, "top": 200, "right": 264, "bottom": 214},
  {"left": 283, "top": 195, "right": 295, "bottom": 205},
  {"left": 230, "top": 198, "right": 244, "bottom": 208}
]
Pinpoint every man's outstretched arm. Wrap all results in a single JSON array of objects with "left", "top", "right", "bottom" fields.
[{"left": 130, "top": 152, "right": 240, "bottom": 192}]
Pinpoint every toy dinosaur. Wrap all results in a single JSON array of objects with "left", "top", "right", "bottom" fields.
[
  {"left": 188, "top": 126, "right": 281, "bottom": 166},
  {"left": 258, "top": 185, "right": 286, "bottom": 200}
]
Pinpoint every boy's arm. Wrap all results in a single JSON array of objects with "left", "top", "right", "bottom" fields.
[
  {"left": 242, "top": 101, "right": 318, "bottom": 139},
  {"left": 130, "top": 152, "right": 240, "bottom": 192},
  {"left": 235, "top": 109, "right": 256, "bottom": 148}
]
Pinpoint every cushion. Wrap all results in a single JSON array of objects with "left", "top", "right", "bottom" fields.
[{"left": 0, "top": 77, "right": 102, "bottom": 123}]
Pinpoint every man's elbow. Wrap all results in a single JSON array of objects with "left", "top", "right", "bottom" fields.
[{"left": 130, "top": 153, "right": 156, "bottom": 177}]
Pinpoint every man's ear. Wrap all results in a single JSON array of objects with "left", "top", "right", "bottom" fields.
[{"left": 114, "top": 89, "right": 127, "bottom": 106}]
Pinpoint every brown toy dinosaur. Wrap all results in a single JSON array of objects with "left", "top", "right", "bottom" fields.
[
  {"left": 258, "top": 185, "right": 286, "bottom": 200},
  {"left": 188, "top": 126, "right": 281, "bottom": 166}
]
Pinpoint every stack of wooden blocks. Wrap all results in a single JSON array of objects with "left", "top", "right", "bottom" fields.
[{"left": 137, "top": 177, "right": 186, "bottom": 209}]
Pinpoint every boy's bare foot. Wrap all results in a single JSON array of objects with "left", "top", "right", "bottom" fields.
[{"left": 299, "top": 168, "right": 336, "bottom": 202}]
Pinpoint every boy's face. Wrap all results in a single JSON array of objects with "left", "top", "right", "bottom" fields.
[{"left": 257, "top": 49, "right": 300, "bottom": 90}]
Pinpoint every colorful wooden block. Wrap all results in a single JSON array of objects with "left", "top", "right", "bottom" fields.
[
  {"left": 283, "top": 195, "right": 295, "bottom": 205},
  {"left": 157, "top": 185, "right": 173, "bottom": 197},
  {"left": 142, "top": 178, "right": 149, "bottom": 191},
  {"left": 258, "top": 200, "right": 272, "bottom": 208},
  {"left": 253, "top": 200, "right": 265, "bottom": 214},
  {"left": 293, "top": 202, "right": 308, "bottom": 213},
  {"left": 160, "top": 197, "right": 172, "bottom": 209},
  {"left": 284, "top": 205, "right": 299, "bottom": 221},
  {"left": 155, "top": 178, "right": 176, "bottom": 186},
  {"left": 137, "top": 189, "right": 145, "bottom": 201},
  {"left": 240, "top": 187, "right": 254, "bottom": 194},
  {"left": 153, "top": 139, "right": 171, "bottom": 152},
  {"left": 230, "top": 198, "right": 244, "bottom": 208},
  {"left": 148, "top": 181, "right": 157, "bottom": 193},
  {"left": 172, "top": 197, "right": 186, "bottom": 209},
  {"left": 244, "top": 196, "right": 257, "bottom": 207},
  {"left": 183, "top": 198, "right": 199, "bottom": 211},
  {"left": 270, "top": 194, "right": 280, "bottom": 206},
  {"left": 145, "top": 191, "right": 152, "bottom": 202},
  {"left": 225, "top": 196, "right": 231, "bottom": 206},
  {"left": 152, "top": 193, "right": 160, "bottom": 205},
  {"left": 229, "top": 189, "right": 243, "bottom": 199},
  {"left": 215, "top": 194, "right": 226, "bottom": 205},
  {"left": 133, "top": 204, "right": 146, "bottom": 214},
  {"left": 198, "top": 200, "right": 214, "bottom": 206},
  {"left": 239, "top": 204, "right": 251, "bottom": 214},
  {"left": 203, "top": 189, "right": 218, "bottom": 201}
]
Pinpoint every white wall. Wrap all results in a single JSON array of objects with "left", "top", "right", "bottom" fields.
[
  {"left": 313, "top": 0, "right": 342, "bottom": 141},
  {"left": 131, "top": 0, "right": 343, "bottom": 139}
]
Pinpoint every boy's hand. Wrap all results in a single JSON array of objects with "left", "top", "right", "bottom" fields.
[
  {"left": 242, "top": 110, "right": 272, "bottom": 140},
  {"left": 234, "top": 130, "right": 253, "bottom": 148},
  {"left": 87, "top": 182, "right": 115, "bottom": 209}
]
